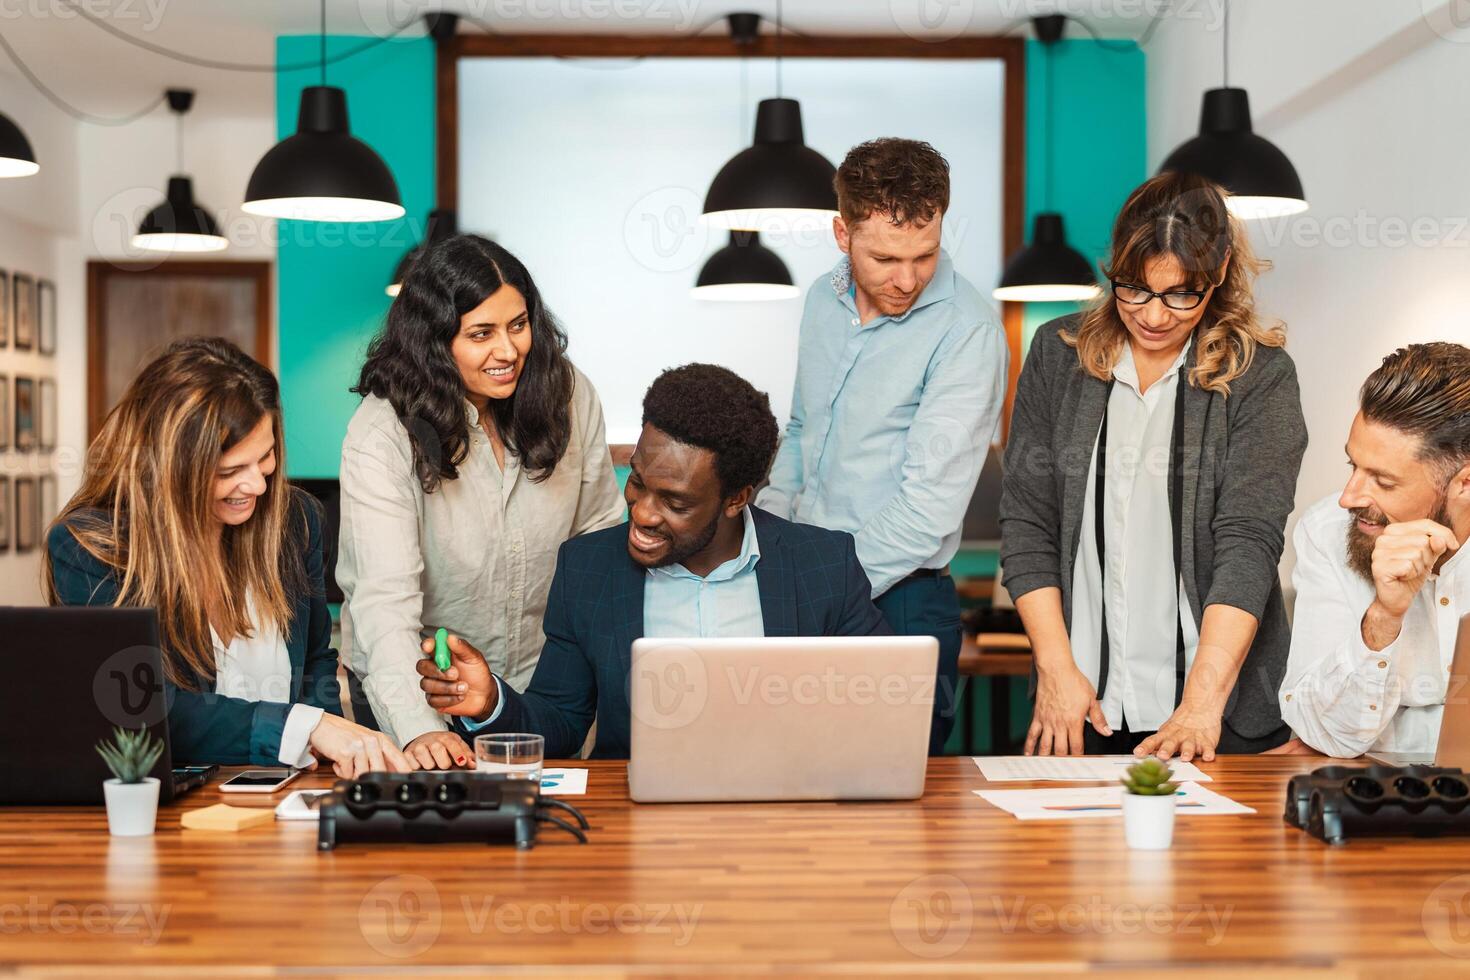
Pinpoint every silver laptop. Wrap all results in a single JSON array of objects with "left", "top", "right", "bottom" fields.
[
  {"left": 1369, "top": 613, "right": 1470, "bottom": 767},
  {"left": 627, "top": 636, "right": 938, "bottom": 803}
]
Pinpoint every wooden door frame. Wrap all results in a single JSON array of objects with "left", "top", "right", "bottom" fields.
[
  {"left": 436, "top": 32, "right": 1028, "bottom": 442},
  {"left": 85, "top": 260, "right": 273, "bottom": 440}
]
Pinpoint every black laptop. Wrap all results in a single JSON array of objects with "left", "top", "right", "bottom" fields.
[{"left": 0, "top": 606, "right": 213, "bottom": 804}]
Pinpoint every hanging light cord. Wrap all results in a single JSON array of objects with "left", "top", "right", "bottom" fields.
[
  {"left": 1222, "top": 0, "right": 1230, "bottom": 87},
  {"left": 775, "top": 0, "right": 783, "bottom": 98},
  {"left": 0, "top": 29, "right": 163, "bottom": 125},
  {"left": 55, "top": 0, "right": 418, "bottom": 73},
  {"left": 174, "top": 108, "right": 182, "bottom": 172},
  {"left": 1044, "top": 40, "right": 1054, "bottom": 212},
  {"left": 319, "top": 0, "right": 327, "bottom": 87}
]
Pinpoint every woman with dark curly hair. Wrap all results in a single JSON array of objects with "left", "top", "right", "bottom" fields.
[
  {"left": 1000, "top": 171, "right": 1307, "bottom": 761},
  {"left": 337, "top": 235, "right": 624, "bottom": 769}
]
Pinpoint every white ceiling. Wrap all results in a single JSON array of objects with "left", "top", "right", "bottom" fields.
[{"left": 0, "top": 1, "right": 1151, "bottom": 118}]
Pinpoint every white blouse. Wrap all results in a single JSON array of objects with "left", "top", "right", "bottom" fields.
[
  {"left": 212, "top": 595, "right": 320, "bottom": 768},
  {"left": 1069, "top": 343, "right": 1200, "bottom": 732},
  {"left": 337, "top": 366, "right": 625, "bottom": 748}
]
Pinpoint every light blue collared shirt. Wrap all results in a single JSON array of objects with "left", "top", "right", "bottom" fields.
[
  {"left": 466, "top": 508, "right": 764, "bottom": 730},
  {"left": 758, "top": 250, "right": 1009, "bottom": 596},
  {"left": 643, "top": 505, "right": 764, "bottom": 638}
]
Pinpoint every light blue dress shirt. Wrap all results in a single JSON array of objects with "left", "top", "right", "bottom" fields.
[
  {"left": 758, "top": 250, "right": 1009, "bottom": 596},
  {"left": 643, "top": 505, "right": 764, "bottom": 639},
  {"left": 466, "top": 507, "right": 764, "bottom": 729}
]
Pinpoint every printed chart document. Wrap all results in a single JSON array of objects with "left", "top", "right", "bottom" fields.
[
  {"left": 973, "top": 755, "right": 1212, "bottom": 783},
  {"left": 974, "top": 782, "right": 1254, "bottom": 821},
  {"left": 539, "top": 768, "right": 589, "bottom": 796}
]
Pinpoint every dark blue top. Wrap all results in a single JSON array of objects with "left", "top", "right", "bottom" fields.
[
  {"left": 47, "top": 488, "right": 344, "bottom": 765},
  {"left": 465, "top": 505, "right": 891, "bottom": 758}
]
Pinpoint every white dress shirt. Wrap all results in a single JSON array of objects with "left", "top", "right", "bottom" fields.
[
  {"left": 337, "top": 367, "right": 625, "bottom": 747},
  {"left": 1069, "top": 343, "right": 1200, "bottom": 732},
  {"left": 212, "top": 594, "right": 319, "bottom": 768},
  {"left": 1281, "top": 494, "right": 1469, "bottom": 758}
]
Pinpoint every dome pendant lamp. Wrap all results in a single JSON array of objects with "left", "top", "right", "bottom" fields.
[
  {"left": 994, "top": 16, "right": 1101, "bottom": 303},
  {"left": 243, "top": 0, "right": 403, "bottom": 222},
  {"left": 701, "top": 3, "right": 837, "bottom": 233},
  {"left": 132, "top": 90, "right": 228, "bottom": 253},
  {"left": 693, "top": 231, "right": 799, "bottom": 301},
  {"left": 1158, "top": 0, "right": 1306, "bottom": 219},
  {"left": 0, "top": 111, "right": 38, "bottom": 178}
]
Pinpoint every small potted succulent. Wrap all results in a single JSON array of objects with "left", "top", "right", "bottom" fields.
[
  {"left": 96, "top": 726, "right": 165, "bottom": 837},
  {"left": 1120, "top": 757, "right": 1179, "bottom": 850}
]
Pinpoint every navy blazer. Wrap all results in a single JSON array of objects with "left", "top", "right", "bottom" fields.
[
  {"left": 48, "top": 488, "right": 344, "bottom": 766},
  {"left": 468, "top": 506, "right": 890, "bottom": 758}
]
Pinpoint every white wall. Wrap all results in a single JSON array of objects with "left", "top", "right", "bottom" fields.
[
  {"left": 1146, "top": 1, "right": 1470, "bottom": 580},
  {"left": 459, "top": 56, "right": 1005, "bottom": 443},
  {"left": 0, "top": 81, "right": 82, "bottom": 602}
]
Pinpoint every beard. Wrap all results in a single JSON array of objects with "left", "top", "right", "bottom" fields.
[
  {"left": 1344, "top": 490, "right": 1452, "bottom": 582},
  {"left": 649, "top": 511, "right": 722, "bottom": 570}
]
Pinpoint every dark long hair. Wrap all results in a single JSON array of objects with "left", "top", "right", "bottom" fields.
[{"left": 354, "top": 235, "right": 574, "bottom": 493}]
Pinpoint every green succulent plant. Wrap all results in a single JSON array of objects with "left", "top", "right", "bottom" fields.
[
  {"left": 95, "top": 726, "right": 164, "bottom": 784},
  {"left": 1120, "top": 757, "right": 1178, "bottom": 796}
]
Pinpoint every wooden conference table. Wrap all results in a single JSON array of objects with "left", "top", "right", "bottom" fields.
[{"left": 3, "top": 757, "right": 1470, "bottom": 976}]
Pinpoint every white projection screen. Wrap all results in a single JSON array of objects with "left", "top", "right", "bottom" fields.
[{"left": 457, "top": 56, "right": 1006, "bottom": 444}]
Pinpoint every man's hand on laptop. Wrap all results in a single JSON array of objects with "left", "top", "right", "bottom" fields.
[{"left": 417, "top": 633, "right": 498, "bottom": 722}]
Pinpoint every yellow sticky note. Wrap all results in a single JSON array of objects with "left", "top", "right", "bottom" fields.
[{"left": 180, "top": 803, "right": 276, "bottom": 832}]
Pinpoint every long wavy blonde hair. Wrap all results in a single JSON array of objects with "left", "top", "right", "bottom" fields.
[
  {"left": 43, "top": 337, "right": 304, "bottom": 689},
  {"left": 1062, "top": 171, "right": 1285, "bottom": 395}
]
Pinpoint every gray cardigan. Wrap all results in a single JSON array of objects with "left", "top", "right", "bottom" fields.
[{"left": 999, "top": 315, "right": 1308, "bottom": 738}]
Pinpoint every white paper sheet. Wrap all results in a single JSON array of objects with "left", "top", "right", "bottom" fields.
[
  {"left": 973, "top": 782, "right": 1254, "bottom": 820},
  {"left": 538, "top": 768, "right": 589, "bottom": 796},
  {"left": 972, "top": 755, "right": 1212, "bottom": 783}
]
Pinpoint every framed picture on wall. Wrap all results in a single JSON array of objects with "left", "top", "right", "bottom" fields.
[
  {"left": 0, "top": 476, "right": 9, "bottom": 552},
  {"left": 0, "top": 376, "right": 8, "bottom": 451},
  {"left": 14, "top": 477, "right": 36, "bottom": 553},
  {"left": 12, "top": 273, "right": 34, "bottom": 351},
  {"left": 38, "top": 475, "right": 56, "bottom": 528},
  {"left": 15, "top": 376, "right": 34, "bottom": 451},
  {"left": 37, "top": 279, "right": 55, "bottom": 356},
  {"left": 0, "top": 270, "right": 9, "bottom": 349},
  {"left": 37, "top": 378, "right": 55, "bottom": 451}
]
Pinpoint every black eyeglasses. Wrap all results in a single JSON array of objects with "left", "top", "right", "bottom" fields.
[{"left": 1109, "top": 280, "right": 1213, "bottom": 311}]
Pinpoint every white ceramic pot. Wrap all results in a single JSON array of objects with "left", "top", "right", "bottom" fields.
[
  {"left": 1122, "top": 792, "right": 1176, "bottom": 850},
  {"left": 103, "top": 778, "right": 160, "bottom": 837}
]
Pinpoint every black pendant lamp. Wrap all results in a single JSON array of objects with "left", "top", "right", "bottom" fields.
[
  {"left": 132, "top": 90, "right": 227, "bottom": 253},
  {"left": 701, "top": 5, "right": 837, "bottom": 232},
  {"left": 693, "top": 231, "right": 799, "bottom": 301},
  {"left": 387, "top": 208, "right": 457, "bottom": 297},
  {"left": 0, "top": 111, "right": 38, "bottom": 178},
  {"left": 243, "top": 0, "right": 403, "bottom": 222},
  {"left": 994, "top": 17, "right": 1100, "bottom": 303},
  {"left": 1157, "top": 0, "right": 1306, "bottom": 219}
]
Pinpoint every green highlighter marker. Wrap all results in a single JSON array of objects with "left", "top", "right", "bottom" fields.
[{"left": 434, "top": 628, "right": 451, "bottom": 672}]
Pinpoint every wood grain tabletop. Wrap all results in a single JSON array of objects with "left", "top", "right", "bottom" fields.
[{"left": 3, "top": 756, "right": 1470, "bottom": 977}]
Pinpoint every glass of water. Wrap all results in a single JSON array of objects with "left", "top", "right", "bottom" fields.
[{"left": 474, "top": 733, "right": 544, "bottom": 781}]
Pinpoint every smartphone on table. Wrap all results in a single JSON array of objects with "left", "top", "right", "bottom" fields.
[{"left": 219, "top": 769, "right": 303, "bottom": 793}]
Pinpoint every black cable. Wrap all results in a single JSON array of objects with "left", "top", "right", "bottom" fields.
[
  {"left": 0, "top": 30, "right": 164, "bottom": 125},
  {"left": 1222, "top": 0, "right": 1229, "bottom": 87},
  {"left": 319, "top": 0, "right": 327, "bottom": 87},
  {"left": 457, "top": 11, "right": 746, "bottom": 69},
  {"left": 539, "top": 797, "right": 590, "bottom": 829},
  {"left": 1070, "top": 0, "right": 1174, "bottom": 51},
  {"left": 535, "top": 812, "right": 588, "bottom": 843},
  {"left": 58, "top": 0, "right": 419, "bottom": 73}
]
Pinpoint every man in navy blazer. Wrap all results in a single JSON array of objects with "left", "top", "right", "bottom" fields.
[{"left": 416, "top": 364, "right": 892, "bottom": 759}]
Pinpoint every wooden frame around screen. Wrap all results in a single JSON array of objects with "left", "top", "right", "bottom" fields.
[
  {"left": 85, "top": 261, "right": 272, "bottom": 441},
  {"left": 436, "top": 31, "right": 1028, "bottom": 440}
]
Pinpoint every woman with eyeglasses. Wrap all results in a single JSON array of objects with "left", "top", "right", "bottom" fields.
[{"left": 999, "top": 171, "right": 1307, "bottom": 760}]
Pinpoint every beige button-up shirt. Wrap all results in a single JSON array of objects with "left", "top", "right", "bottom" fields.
[{"left": 337, "top": 367, "right": 626, "bottom": 747}]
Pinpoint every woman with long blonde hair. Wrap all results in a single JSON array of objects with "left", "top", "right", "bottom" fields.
[
  {"left": 1000, "top": 171, "right": 1307, "bottom": 760},
  {"left": 46, "top": 337, "right": 411, "bottom": 775}
]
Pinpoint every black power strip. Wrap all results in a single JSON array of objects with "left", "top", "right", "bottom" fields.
[
  {"left": 1284, "top": 764, "right": 1469, "bottom": 844},
  {"left": 317, "top": 771, "right": 590, "bottom": 850}
]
